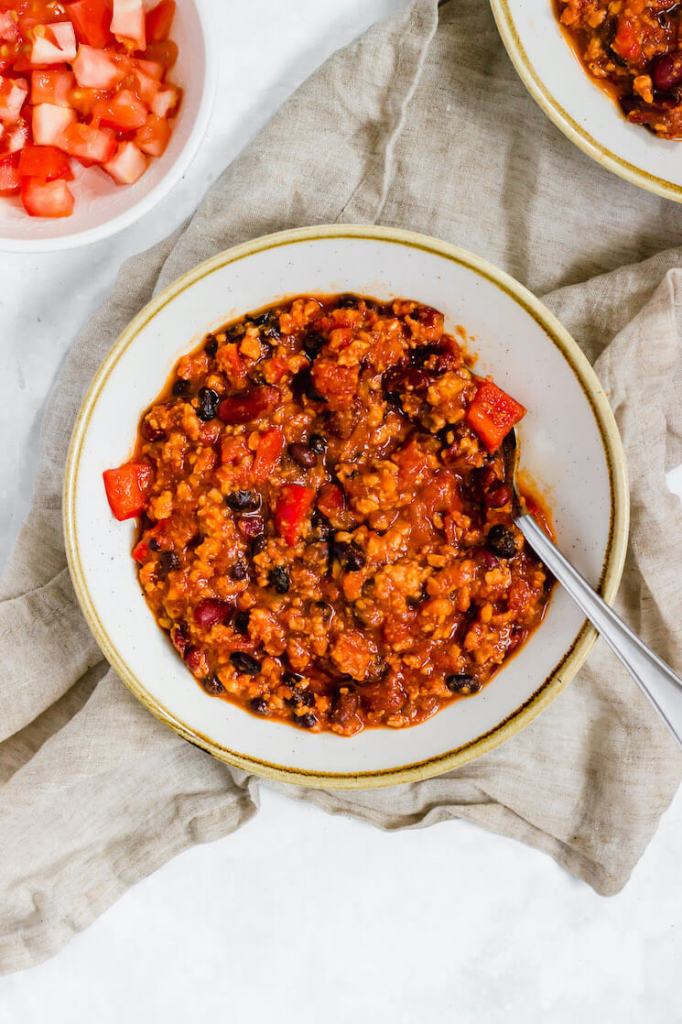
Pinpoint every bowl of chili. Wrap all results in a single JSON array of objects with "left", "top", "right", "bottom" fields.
[
  {"left": 0, "top": 0, "right": 216, "bottom": 251},
  {"left": 491, "top": 0, "right": 682, "bottom": 203},
  {"left": 64, "top": 224, "right": 629, "bottom": 788}
]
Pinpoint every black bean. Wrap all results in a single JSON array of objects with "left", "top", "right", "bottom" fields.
[
  {"left": 445, "top": 674, "right": 481, "bottom": 696},
  {"left": 308, "top": 433, "right": 327, "bottom": 454},
  {"left": 337, "top": 294, "right": 357, "bottom": 308},
  {"left": 230, "top": 651, "right": 261, "bottom": 675},
  {"left": 344, "top": 544, "right": 366, "bottom": 572},
  {"left": 157, "top": 550, "right": 180, "bottom": 577},
  {"left": 297, "top": 712, "right": 317, "bottom": 728},
  {"left": 148, "top": 537, "right": 160, "bottom": 552},
  {"left": 247, "top": 311, "right": 273, "bottom": 327},
  {"left": 204, "top": 337, "right": 218, "bottom": 357},
  {"left": 283, "top": 671, "right": 303, "bottom": 685},
  {"left": 289, "top": 442, "right": 316, "bottom": 468},
  {"left": 172, "top": 378, "right": 192, "bottom": 396},
  {"left": 187, "top": 533, "right": 204, "bottom": 550},
  {"left": 197, "top": 387, "right": 219, "bottom": 421},
  {"left": 202, "top": 674, "right": 224, "bottom": 695},
  {"left": 302, "top": 332, "right": 325, "bottom": 360},
  {"left": 291, "top": 366, "right": 326, "bottom": 403},
  {"left": 233, "top": 610, "right": 250, "bottom": 635},
  {"left": 268, "top": 566, "right": 290, "bottom": 594},
  {"left": 286, "top": 688, "right": 315, "bottom": 709},
  {"left": 250, "top": 696, "right": 268, "bottom": 714},
  {"left": 225, "top": 489, "right": 260, "bottom": 512},
  {"left": 230, "top": 561, "right": 248, "bottom": 581},
  {"left": 487, "top": 524, "right": 518, "bottom": 560},
  {"left": 250, "top": 535, "right": 267, "bottom": 556}
]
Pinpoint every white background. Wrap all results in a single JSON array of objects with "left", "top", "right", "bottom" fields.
[{"left": 1, "top": 1, "right": 681, "bottom": 1019}]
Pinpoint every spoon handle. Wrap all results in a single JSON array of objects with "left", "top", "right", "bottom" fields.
[{"left": 516, "top": 513, "right": 682, "bottom": 747}]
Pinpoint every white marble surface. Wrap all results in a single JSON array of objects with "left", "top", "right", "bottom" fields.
[{"left": 1, "top": 0, "right": 681, "bottom": 1018}]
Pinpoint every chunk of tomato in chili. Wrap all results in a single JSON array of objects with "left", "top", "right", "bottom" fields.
[
  {"left": 465, "top": 379, "right": 526, "bottom": 452},
  {"left": 103, "top": 461, "right": 153, "bottom": 520},
  {"left": 252, "top": 428, "right": 284, "bottom": 482},
  {"left": 274, "top": 484, "right": 315, "bottom": 545}
]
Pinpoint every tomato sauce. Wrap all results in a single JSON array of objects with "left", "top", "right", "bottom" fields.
[{"left": 120, "top": 295, "right": 554, "bottom": 737}]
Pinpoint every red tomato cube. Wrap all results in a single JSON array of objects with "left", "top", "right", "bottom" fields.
[
  {"left": 18, "top": 144, "right": 73, "bottom": 181},
  {"left": 94, "top": 87, "right": 148, "bottom": 130},
  {"left": 111, "top": 0, "right": 146, "bottom": 50},
  {"left": 252, "top": 428, "right": 284, "bottom": 482},
  {"left": 103, "top": 461, "right": 153, "bottom": 520},
  {"left": 31, "top": 68, "right": 75, "bottom": 107},
  {"left": 134, "top": 113, "right": 170, "bottom": 156},
  {"left": 67, "top": 0, "right": 114, "bottom": 48},
  {"left": 146, "top": 1, "right": 175, "bottom": 43},
  {"left": 5, "top": 119, "right": 29, "bottom": 153},
  {"left": 150, "top": 84, "right": 179, "bottom": 117},
  {"left": 21, "top": 177, "right": 75, "bottom": 217},
  {"left": 31, "top": 22, "right": 77, "bottom": 65},
  {"left": 465, "top": 380, "right": 526, "bottom": 452},
  {"left": 274, "top": 484, "right": 315, "bottom": 546},
  {"left": 103, "top": 140, "right": 146, "bottom": 184},
  {"left": 63, "top": 121, "right": 117, "bottom": 163},
  {"left": 32, "top": 103, "right": 76, "bottom": 146},
  {"left": 0, "top": 76, "right": 28, "bottom": 124},
  {"left": 72, "top": 44, "right": 125, "bottom": 89}
]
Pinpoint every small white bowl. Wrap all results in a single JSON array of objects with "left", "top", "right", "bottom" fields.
[
  {"left": 0, "top": 0, "right": 216, "bottom": 252},
  {"left": 491, "top": 0, "right": 682, "bottom": 203},
  {"left": 64, "top": 225, "right": 629, "bottom": 789}
]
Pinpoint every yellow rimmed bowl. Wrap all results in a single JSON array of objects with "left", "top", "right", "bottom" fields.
[
  {"left": 64, "top": 224, "right": 629, "bottom": 789},
  {"left": 491, "top": 0, "right": 682, "bottom": 203}
]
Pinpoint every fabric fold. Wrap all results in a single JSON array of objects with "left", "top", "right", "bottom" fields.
[{"left": 1, "top": 0, "right": 681, "bottom": 974}]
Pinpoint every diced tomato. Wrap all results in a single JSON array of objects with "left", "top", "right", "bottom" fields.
[
  {"left": 134, "top": 112, "right": 170, "bottom": 156},
  {"left": 72, "top": 44, "right": 125, "bottom": 88},
  {"left": 32, "top": 102, "right": 76, "bottom": 145},
  {"left": 103, "top": 139, "right": 146, "bottom": 183},
  {"left": 31, "top": 22, "right": 77, "bottom": 65},
  {"left": 5, "top": 119, "right": 29, "bottom": 153},
  {"left": 18, "top": 144, "right": 72, "bottom": 180},
  {"left": 21, "top": 176, "right": 74, "bottom": 217},
  {"left": 129, "top": 66, "right": 159, "bottom": 104},
  {"left": 219, "top": 343, "right": 248, "bottom": 390},
  {"left": 612, "top": 16, "right": 642, "bottom": 64},
  {"left": 145, "top": 1, "right": 175, "bottom": 43},
  {"left": 31, "top": 68, "right": 75, "bottom": 106},
  {"left": 274, "top": 484, "right": 315, "bottom": 546},
  {"left": 143, "top": 39, "right": 177, "bottom": 69},
  {"left": 131, "top": 537, "right": 149, "bottom": 562},
  {"left": 93, "top": 87, "right": 147, "bottom": 129},
  {"left": 63, "top": 120, "right": 116, "bottom": 162},
  {"left": 252, "top": 428, "right": 284, "bottom": 482},
  {"left": 0, "top": 76, "right": 28, "bottom": 124},
  {"left": 0, "top": 12, "right": 19, "bottom": 44},
  {"left": 103, "top": 461, "right": 153, "bottom": 520},
  {"left": 465, "top": 380, "right": 526, "bottom": 453},
  {"left": 68, "top": 86, "right": 104, "bottom": 116},
  {"left": 111, "top": 0, "right": 146, "bottom": 50},
  {"left": 316, "top": 482, "right": 345, "bottom": 520},
  {"left": 134, "top": 57, "right": 163, "bottom": 80},
  {"left": 67, "top": 0, "right": 113, "bottom": 48},
  {"left": 0, "top": 153, "right": 21, "bottom": 195},
  {"left": 150, "top": 83, "right": 179, "bottom": 117}
]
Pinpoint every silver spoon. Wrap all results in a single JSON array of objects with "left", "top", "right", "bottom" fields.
[{"left": 503, "top": 431, "right": 682, "bottom": 747}]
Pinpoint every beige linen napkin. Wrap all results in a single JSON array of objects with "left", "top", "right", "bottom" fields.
[{"left": 2, "top": 0, "right": 682, "bottom": 974}]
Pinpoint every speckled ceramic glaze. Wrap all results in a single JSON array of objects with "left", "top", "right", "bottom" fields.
[
  {"left": 63, "top": 225, "right": 629, "bottom": 788},
  {"left": 0, "top": 0, "right": 216, "bottom": 252},
  {"left": 491, "top": 0, "right": 682, "bottom": 202}
]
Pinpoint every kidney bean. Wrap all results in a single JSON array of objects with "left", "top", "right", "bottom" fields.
[
  {"left": 170, "top": 622, "right": 189, "bottom": 657},
  {"left": 217, "top": 385, "right": 280, "bottom": 424},
  {"left": 383, "top": 364, "right": 430, "bottom": 395},
  {"left": 238, "top": 514, "right": 264, "bottom": 538},
  {"left": 194, "top": 598, "right": 232, "bottom": 629},
  {"left": 651, "top": 52, "right": 682, "bottom": 91},
  {"left": 289, "top": 442, "right": 316, "bottom": 468},
  {"left": 486, "top": 484, "right": 511, "bottom": 508}
]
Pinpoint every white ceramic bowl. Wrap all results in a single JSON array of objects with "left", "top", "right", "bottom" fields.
[
  {"left": 0, "top": 0, "right": 216, "bottom": 252},
  {"left": 64, "top": 225, "right": 629, "bottom": 789},
  {"left": 491, "top": 0, "right": 682, "bottom": 202}
]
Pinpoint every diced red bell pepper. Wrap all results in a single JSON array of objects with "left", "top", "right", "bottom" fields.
[
  {"left": 131, "top": 537, "right": 149, "bottom": 562},
  {"left": 145, "top": 0, "right": 175, "bottom": 43},
  {"left": 0, "top": 153, "right": 21, "bottom": 194},
  {"left": 103, "top": 461, "right": 153, "bottom": 520},
  {"left": 18, "top": 144, "right": 73, "bottom": 180},
  {"left": 274, "top": 484, "right": 315, "bottom": 546},
  {"left": 252, "top": 428, "right": 284, "bottom": 482},
  {"left": 465, "top": 379, "right": 526, "bottom": 453},
  {"left": 217, "top": 385, "right": 280, "bottom": 425}
]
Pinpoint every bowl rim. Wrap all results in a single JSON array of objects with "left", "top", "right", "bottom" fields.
[
  {"left": 63, "top": 223, "right": 630, "bottom": 789},
  {"left": 0, "top": 0, "right": 217, "bottom": 254},
  {"left": 490, "top": 0, "right": 682, "bottom": 204}
]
